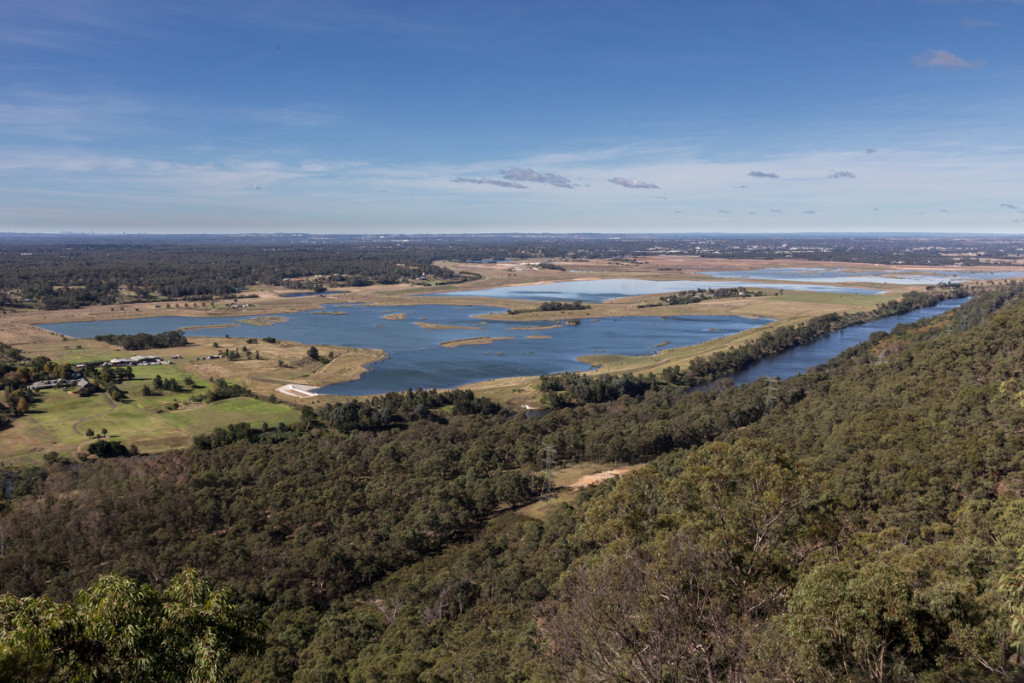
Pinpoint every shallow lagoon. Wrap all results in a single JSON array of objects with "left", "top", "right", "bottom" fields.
[
  {"left": 40, "top": 304, "right": 772, "bottom": 396},
  {"left": 697, "top": 268, "right": 1024, "bottom": 286},
  {"left": 436, "top": 278, "right": 884, "bottom": 302}
]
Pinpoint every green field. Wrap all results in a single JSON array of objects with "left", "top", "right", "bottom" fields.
[{"left": 1, "top": 367, "right": 300, "bottom": 466}]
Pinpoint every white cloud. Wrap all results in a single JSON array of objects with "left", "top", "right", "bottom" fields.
[
  {"left": 608, "top": 177, "right": 659, "bottom": 189},
  {"left": 501, "top": 167, "right": 575, "bottom": 188},
  {"left": 912, "top": 49, "right": 983, "bottom": 69},
  {"left": 451, "top": 177, "right": 527, "bottom": 189}
]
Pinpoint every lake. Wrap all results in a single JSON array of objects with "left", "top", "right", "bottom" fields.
[
  {"left": 697, "top": 268, "right": 1024, "bottom": 286},
  {"left": 435, "top": 278, "right": 884, "bottom": 302},
  {"left": 40, "top": 304, "right": 772, "bottom": 396}
]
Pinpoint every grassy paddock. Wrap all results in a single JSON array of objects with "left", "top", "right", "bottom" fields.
[{"left": 1, "top": 365, "right": 300, "bottom": 466}]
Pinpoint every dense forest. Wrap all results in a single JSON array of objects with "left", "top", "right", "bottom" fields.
[
  {"left": 1, "top": 233, "right": 1021, "bottom": 309},
  {"left": 0, "top": 235, "right": 471, "bottom": 309},
  {"left": 94, "top": 330, "right": 188, "bottom": 350},
  {"left": 5, "top": 284, "right": 1024, "bottom": 679}
]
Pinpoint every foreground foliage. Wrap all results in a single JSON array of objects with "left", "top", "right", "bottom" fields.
[{"left": 0, "top": 569, "right": 262, "bottom": 682}]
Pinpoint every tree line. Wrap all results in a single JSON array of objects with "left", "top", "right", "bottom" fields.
[{"left": 94, "top": 330, "right": 188, "bottom": 350}]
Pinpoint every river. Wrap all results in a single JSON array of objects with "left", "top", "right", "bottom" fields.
[{"left": 725, "top": 297, "right": 968, "bottom": 386}]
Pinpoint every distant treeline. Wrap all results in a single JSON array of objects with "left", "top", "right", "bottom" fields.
[
  {"left": 0, "top": 236, "right": 472, "bottom": 309},
  {"left": 636, "top": 286, "right": 766, "bottom": 308},
  {"left": 656, "top": 286, "right": 764, "bottom": 306},
  {"left": 508, "top": 300, "right": 590, "bottom": 315},
  {"left": 1, "top": 233, "right": 1016, "bottom": 309},
  {"left": 94, "top": 330, "right": 188, "bottom": 350}
]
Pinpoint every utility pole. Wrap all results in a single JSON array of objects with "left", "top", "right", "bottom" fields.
[
  {"left": 542, "top": 444, "right": 556, "bottom": 499},
  {"left": 765, "top": 376, "right": 779, "bottom": 410}
]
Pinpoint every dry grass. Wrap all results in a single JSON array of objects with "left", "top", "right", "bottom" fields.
[
  {"left": 517, "top": 463, "right": 641, "bottom": 521},
  {"left": 168, "top": 337, "right": 385, "bottom": 398}
]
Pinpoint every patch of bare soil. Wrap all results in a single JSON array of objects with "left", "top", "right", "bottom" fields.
[{"left": 568, "top": 466, "right": 639, "bottom": 489}]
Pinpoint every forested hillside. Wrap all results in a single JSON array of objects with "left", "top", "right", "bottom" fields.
[{"left": 4, "top": 286, "right": 1024, "bottom": 680}]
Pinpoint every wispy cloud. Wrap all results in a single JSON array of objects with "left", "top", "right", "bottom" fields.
[
  {"left": 0, "top": 2, "right": 158, "bottom": 52},
  {"left": 962, "top": 18, "right": 998, "bottom": 28},
  {"left": 0, "top": 92, "right": 147, "bottom": 141},
  {"left": 748, "top": 170, "right": 779, "bottom": 179},
  {"left": 827, "top": 170, "right": 856, "bottom": 179},
  {"left": 0, "top": 152, "right": 326, "bottom": 195},
  {"left": 248, "top": 107, "right": 336, "bottom": 127},
  {"left": 912, "top": 49, "right": 983, "bottom": 69},
  {"left": 501, "top": 167, "right": 575, "bottom": 188},
  {"left": 608, "top": 177, "right": 659, "bottom": 189},
  {"left": 6, "top": 140, "right": 1024, "bottom": 232},
  {"left": 451, "top": 177, "right": 527, "bottom": 189}
]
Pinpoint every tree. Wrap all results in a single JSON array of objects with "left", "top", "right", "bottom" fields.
[
  {"left": 0, "top": 569, "right": 263, "bottom": 682},
  {"left": 783, "top": 559, "right": 925, "bottom": 682},
  {"left": 307, "top": 346, "right": 319, "bottom": 361},
  {"left": 1001, "top": 546, "right": 1024, "bottom": 658},
  {"left": 87, "top": 440, "right": 130, "bottom": 458}
]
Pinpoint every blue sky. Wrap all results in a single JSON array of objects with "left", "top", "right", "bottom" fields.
[{"left": 2, "top": 0, "right": 1023, "bottom": 233}]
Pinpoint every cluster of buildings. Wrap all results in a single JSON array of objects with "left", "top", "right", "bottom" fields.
[{"left": 102, "top": 355, "right": 169, "bottom": 367}]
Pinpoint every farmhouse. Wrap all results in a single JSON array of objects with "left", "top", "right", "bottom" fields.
[
  {"left": 28, "top": 378, "right": 76, "bottom": 391},
  {"left": 27, "top": 376, "right": 94, "bottom": 392}
]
